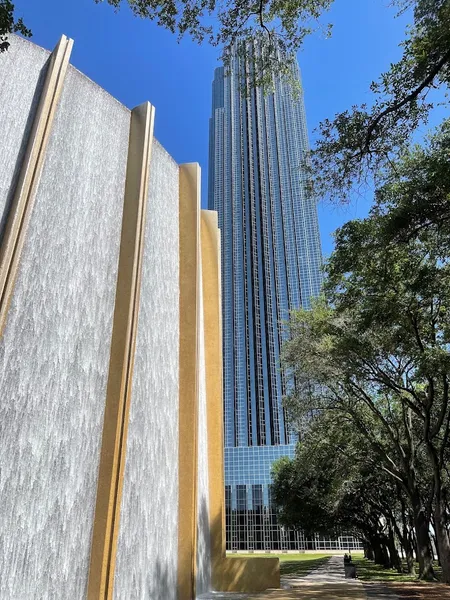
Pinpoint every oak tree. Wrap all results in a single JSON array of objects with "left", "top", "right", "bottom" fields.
[
  {"left": 310, "top": 0, "right": 450, "bottom": 202},
  {"left": 0, "top": 1, "right": 31, "bottom": 52}
]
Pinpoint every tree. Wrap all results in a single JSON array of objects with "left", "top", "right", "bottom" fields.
[
  {"left": 97, "top": 0, "right": 333, "bottom": 88},
  {"left": 272, "top": 411, "right": 416, "bottom": 573},
  {"left": 310, "top": 0, "right": 450, "bottom": 202},
  {"left": 282, "top": 120, "right": 450, "bottom": 582},
  {"left": 271, "top": 417, "right": 341, "bottom": 537},
  {"left": 375, "top": 118, "right": 450, "bottom": 243},
  {"left": 0, "top": 1, "right": 31, "bottom": 52}
]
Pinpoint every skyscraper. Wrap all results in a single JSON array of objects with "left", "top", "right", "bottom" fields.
[{"left": 208, "top": 47, "right": 359, "bottom": 551}]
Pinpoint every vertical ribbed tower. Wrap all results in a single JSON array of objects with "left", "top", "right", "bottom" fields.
[{"left": 208, "top": 45, "right": 324, "bottom": 550}]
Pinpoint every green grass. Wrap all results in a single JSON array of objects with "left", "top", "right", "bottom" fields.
[
  {"left": 280, "top": 556, "right": 331, "bottom": 577},
  {"left": 226, "top": 552, "right": 332, "bottom": 577},
  {"left": 352, "top": 557, "right": 443, "bottom": 583}
]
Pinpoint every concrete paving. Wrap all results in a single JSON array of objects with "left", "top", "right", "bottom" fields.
[
  {"left": 272, "top": 555, "right": 367, "bottom": 599},
  {"left": 198, "top": 556, "right": 399, "bottom": 600}
]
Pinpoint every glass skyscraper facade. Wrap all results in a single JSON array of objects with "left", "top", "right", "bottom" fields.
[{"left": 208, "top": 47, "right": 361, "bottom": 551}]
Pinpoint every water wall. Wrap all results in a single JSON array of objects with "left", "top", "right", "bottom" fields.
[
  {"left": 0, "top": 36, "right": 129, "bottom": 599},
  {"left": 114, "top": 142, "right": 180, "bottom": 599},
  {"left": 0, "top": 34, "right": 279, "bottom": 600},
  {"left": 0, "top": 36, "right": 48, "bottom": 235}
]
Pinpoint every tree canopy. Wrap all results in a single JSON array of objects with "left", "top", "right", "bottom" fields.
[
  {"left": 310, "top": 0, "right": 450, "bottom": 202},
  {"left": 272, "top": 412, "right": 414, "bottom": 573},
  {"left": 97, "top": 0, "right": 333, "bottom": 88},
  {"left": 94, "top": 0, "right": 450, "bottom": 166},
  {"left": 3, "top": 0, "right": 448, "bottom": 125},
  {"left": 95, "top": 0, "right": 449, "bottom": 133},
  {"left": 277, "top": 119, "right": 450, "bottom": 582},
  {"left": 0, "top": 1, "right": 31, "bottom": 52}
]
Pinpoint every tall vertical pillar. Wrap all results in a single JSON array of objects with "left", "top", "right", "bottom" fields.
[
  {"left": 177, "top": 163, "right": 201, "bottom": 599},
  {"left": 201, "top": 210, "right": 280, "bottom": 593},
  {"left": 87, "top": 102, "right": 155, "bottom": 600}
]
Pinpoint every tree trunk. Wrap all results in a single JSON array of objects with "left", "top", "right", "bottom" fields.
[
  {"left": 382, "top": 541, "right": 391, "bottom": 569},
  {"left": 433, "top": 499, "right": 450, "bottom": 584},
  {"left": 403, "top": 530, "right": 416, "bottom": 576},
  {"left": 372, "top": 539, "right": 385, "bottom": 566},
  {"left": 398, "top": 504, "right": 416, "bottom": 575},
  {"left": 397, "top": 448, "right": 433, "bottom": 577},
  {"left": 430, "top": 515, "right": 441, "bottom": 566},
  {"left": 412, "top": 507, "right": 435, "bottom": 580},
  {"left": 372, "top": 536, "right": 391, "bottom": 568},
  {"left": 388, "top": 525, "right": 402, "bottom": 573},
  {"left": 424, "top": 435, "right": 450, "bottom": 582},
  {"left": 409, "top": 523, "right": 418, "bottom": 562},
  {"left": 366, "top": 544, "right": 374, "bottom": 561},
  {"left": 405, "top": 545, "right": 416, "bottom": 576}
]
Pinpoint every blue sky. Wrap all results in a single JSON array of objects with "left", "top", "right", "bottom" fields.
[{"left": 14, "top": 0, "right": 446, "bottom": 256}]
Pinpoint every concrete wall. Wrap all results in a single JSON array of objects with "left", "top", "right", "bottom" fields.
[
  {"left": 0, "top": 34, "right": 279, "bottom": 600},
  {"left": 114, "top": 141, "right": 180, "bottom": 599},
  {"left": 0, "top": 37, "right": 48, "bottom": 236},
  {"left": 0, "top": 36, "right": 128, "bottom": 599}
]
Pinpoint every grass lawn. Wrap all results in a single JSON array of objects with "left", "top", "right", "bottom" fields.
[
  {"left": 279, "top": 555, "right": 331, "bottom": 577},
  {"left": 227, "top": 552, "right": 332, "bottom": 577},
  {"left": 352, "top": 557, "right": 420, "bottom": 583},
  {"left": 352, "top": 557, "right": 447, "bottom": 597},
  {"left": 352, "top": 557, "right": 445, "bottom": 583}
]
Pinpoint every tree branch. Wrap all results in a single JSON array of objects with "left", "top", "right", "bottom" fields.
[{"left": 363, "top": 49, "right": 450, "bottom": 152}]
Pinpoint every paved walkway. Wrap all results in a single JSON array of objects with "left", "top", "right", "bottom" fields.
[{"left": 198, "top": 556, "right": 399, "bottom": 600}]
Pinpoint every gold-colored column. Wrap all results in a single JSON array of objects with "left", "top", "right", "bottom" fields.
[
  {"left": 200, "top": 210, "right": 225, "bottom": 575},
  {"left": 200, "top": 210, "right": 280, "bottom": 594},
  {"left": 177, "top": 163, "right": 201, "bottom": 600},
  {"left": 0, "top": 34, "right": 73, "bottom": 337},
  {"left": 87, "top": 102, "right": 155, "bottom": 600}
]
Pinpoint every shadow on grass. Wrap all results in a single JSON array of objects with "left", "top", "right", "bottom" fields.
[
  {"left": 354, "top": 558, "right": 443, "bottom": 584},
  {"left": 280, "top": 557, "right": 330, "bottom": 577},
  {"left": 353, "top": 558, "right": 417, "bottom": 583}
]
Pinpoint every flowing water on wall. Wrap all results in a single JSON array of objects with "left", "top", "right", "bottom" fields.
[
  {"left": 196, "top": 263, "right": 212, "bottom": 596},
  {"left": 114, "top": 141, "right": 180, "bottom": 600},
  {"left": 1, "top": 35, "right": 216, "bottom": 600},
  {"left": 0, "top": 37, "right": 49, "bottom": 237},
  {"left": 0, "top": 62, "right": 129, "bottom": 598}
]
